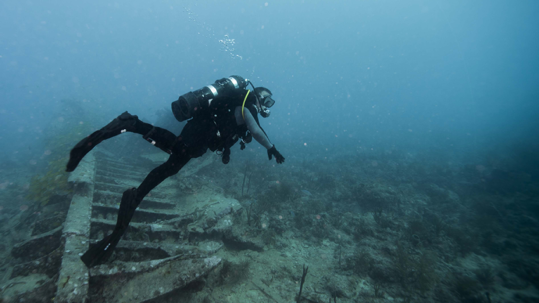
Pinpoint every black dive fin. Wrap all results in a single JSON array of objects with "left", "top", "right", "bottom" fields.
[
  {"left": 80, "top": 231, "right": 123, "bottom": 268},
  {"left": 66, "top": 131, "right": 105, "bottom": 172},
  {"left": 80, "top": 188, "right": 138, "bottom": 267},
  {"left": 66, "top": 112, "right": 139, "bottom": 172}
]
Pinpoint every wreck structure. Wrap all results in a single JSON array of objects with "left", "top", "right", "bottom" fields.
[{"left": 5, "top": 149, "right": 246, "bottom": 302}]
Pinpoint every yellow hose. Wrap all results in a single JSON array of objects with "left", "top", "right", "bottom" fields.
[{"left": 242, "top": 90, "right": 251, "bottom": 120}]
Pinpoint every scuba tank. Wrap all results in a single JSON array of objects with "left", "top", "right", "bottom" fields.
[{"left": 172, "top": 75, "right": 248, "bottom": 122}]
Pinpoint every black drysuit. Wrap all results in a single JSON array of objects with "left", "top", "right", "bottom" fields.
[{"left": 75, "top": 90, "right": 278, "bottom": 267}]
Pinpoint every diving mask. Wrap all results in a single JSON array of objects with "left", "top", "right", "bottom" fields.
[
  {"left": 260, "top": 93, "right": 275, "bottom": 108},
  {"left": 257, "top": 88, "right": 274, "bottom": 118}
]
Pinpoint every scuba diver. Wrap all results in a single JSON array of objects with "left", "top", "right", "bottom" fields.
[{"left": 66, "top": 75, "right": 285, "bottom": 267}]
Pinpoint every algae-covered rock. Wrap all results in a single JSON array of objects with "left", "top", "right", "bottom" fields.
[{"left": 89, "top": 254, "right": 222, "bottom": 303}]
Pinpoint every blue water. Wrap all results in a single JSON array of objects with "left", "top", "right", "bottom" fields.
[
  {"left": 1, "top": 1, "right": 537, "bottom": 165},
  {"left": 1, "top": 1, "right": 539, "bottom": 302}
]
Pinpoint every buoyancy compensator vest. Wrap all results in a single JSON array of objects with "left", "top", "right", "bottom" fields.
[
  {"left": 171, "top": 76, "right": 268, "bottom": 163},
  {"left": 207, "top": 90, "right": 261, "bottom": 153}
]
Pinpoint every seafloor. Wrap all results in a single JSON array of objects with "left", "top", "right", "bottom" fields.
[{"left": 1, "top": 141, "right": 538, "bottom": 303}]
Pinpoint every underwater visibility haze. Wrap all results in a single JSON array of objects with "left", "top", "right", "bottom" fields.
[{"left": 1, "top": 1, "right": 539, "bottom": 302}]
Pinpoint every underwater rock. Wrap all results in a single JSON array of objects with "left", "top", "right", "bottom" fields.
[
  {"left": 11, "top": 226, "right": 63, "bottom": 262},
  {"left": 89, "top": 254, "right": 221, "bottom": 303},
  {"left": 369, "top": 263, "right": 396, "bottom": 284},
  {"left": 185, "top": 196, "right": 245, "bottom": 250},
  {"left": 301, "top": 189, "right": 312, "bottom": 196},
  {"left": 220, "top": 224, "right": 264, "bottom": 252},
  {"left": 323, "top": 275, "right": 351, "bottom": 299},
  {"left": 1, "top": 276, "right": 57, "bottom": 303},
  {"left": 10, "top": 245, "right": 63, "bottom": 279}
]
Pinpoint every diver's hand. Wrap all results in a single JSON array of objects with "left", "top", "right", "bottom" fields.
[{"left": 267, "top": 145, "right": 285, "bottom": 164}]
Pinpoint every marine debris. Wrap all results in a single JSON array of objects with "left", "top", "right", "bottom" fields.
[{"left": 297, "top": 264, "right": 309, "bottom": 303}]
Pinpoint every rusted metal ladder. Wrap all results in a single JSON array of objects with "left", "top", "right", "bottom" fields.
[
  {"left": 6, "top": 148, "right": 240, "bottom": 302},
  {"left": 55, "top": 151, "right": 222, "bottom": 303}
]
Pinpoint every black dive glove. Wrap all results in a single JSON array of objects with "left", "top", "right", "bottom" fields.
[{"left": 267, "top": 145, "right": 285, "bottom": 164}]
